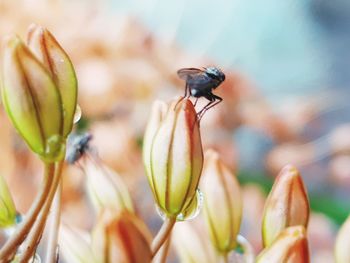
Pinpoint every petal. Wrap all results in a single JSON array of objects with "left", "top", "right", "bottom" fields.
[{"left": 27, "top": 24, "right": 77, "bottom": 137}]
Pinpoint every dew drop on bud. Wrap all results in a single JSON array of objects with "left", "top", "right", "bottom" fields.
[
  {"left": 177, "top": 189, "right": 204, "bottom": 221},
  {"left": 155, "top": 189, "right": 204, "bottom": 222},
  {"left": 73, "top": 104, "right": 82, "bottom": 124}
]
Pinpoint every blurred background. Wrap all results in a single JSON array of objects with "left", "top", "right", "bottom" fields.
[{"left": 1, "top": 0, "right": 350, "bottom": 262}]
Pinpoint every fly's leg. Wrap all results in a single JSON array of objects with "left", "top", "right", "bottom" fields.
[
  {"left": 193, "top": 97, "right": 199, "bottom": 107},
  {"left": 174, "top": 83, "right": 190, "bottom": 110},
  {"left": 197, "top": 94, "right": 222, "bottom": 121}
]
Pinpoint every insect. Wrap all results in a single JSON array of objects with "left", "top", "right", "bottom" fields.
[
  {"left": 177, "top": 66, "right": 225, "bottom": 117},
  {"left": 65, "top": 133, "right": 93, "bottom": 164}
]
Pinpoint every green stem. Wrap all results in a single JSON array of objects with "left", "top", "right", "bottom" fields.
[
  {"left": 0, "top": 163, "right": 55, "bottom": 261},
  {"left": 151, "top": 216, "right": 176, "bottom": 258},
  {"left": 18, "top": 161, "right": 62, "bottom": 262}
]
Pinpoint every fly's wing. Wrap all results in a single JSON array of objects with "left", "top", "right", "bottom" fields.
[
  {"left": 177, "top": 68, "right": 203, "bottom": 80},
  {"left": 186, "top": 73, "right": 212, "bottom": 87}
]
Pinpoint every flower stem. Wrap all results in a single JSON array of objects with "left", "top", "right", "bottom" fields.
[
  {"left": 17, "top": 160, "right": 62, "bottom": 262},
  {"left": 151, "top": 216, "right": 176, "bottom": 258},
  {"left": 154, "top": 237, "right": 171, "bottom": 263},
  {"left": 45, "top": 173, "right": 62, "bottom": 263},
  {"left": 0, "top": 163, "right": 55, "bottom": 261},
  {"left": 219, "top": 253, "right": 229, "bottom": 263}
]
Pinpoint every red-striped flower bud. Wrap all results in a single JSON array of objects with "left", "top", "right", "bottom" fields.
[
  {"left": 27, "top": 24, "right": 78, "bottom": 137},
  {"left": 1, "top": 35, "right": 64, "bottom": 162},
  {"left": 143, "top": 98, "right": 203, "bottom": 218},
  {"left": 262, "top": 165, "right": 309, "bottom": 247},
  {"left": 92, "top": 210, "right": 152, "bottom": 263},
  {"left": 257, "top": 226, "right": 309, "bottom": 263}
]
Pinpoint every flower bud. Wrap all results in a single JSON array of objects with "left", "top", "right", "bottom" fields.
[
  {"left": 1, "top": 35, "right": 64, "bottom": 162},
  {"left": 262, "top": 165, "right": 309, "bottom": 247},
  {"left": 201, "top": 149, "right": 242, "bottom": 253},
  {"left": 84, "top": 157, "right": 134, "bottom": 214},
  {"left": 256, "top": 226, "right": 309, "bottom": 263},
  {"left": 335, "top": 215, "right": 350, "bottom": 263},
  {"left": 92, "top": 210, "right": 152, "bottom": 263},
  {"left": 59, "top": 225, "right": 97, "bottom": 263},
  {"left": 0, "top": 174, "right": 16, "bottom": 227},
  {"left": 173, "top": 221, "right": 218, "bottom": 263},
  {"left": 27, "top": 24, "right": 78, "bottom": 137},
  {"left": 143, "top": 98, "right": 203, "bottom": 218}
]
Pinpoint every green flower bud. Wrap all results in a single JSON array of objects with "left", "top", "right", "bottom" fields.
[
  {"left": 1, "top": 35, "right": 64, "bottom": 162},
  {"left": 257, "top": 226, "right": 309, "bottom": 263},
  {"left": 0, "top": 174, "right": 16, "bottom": 227},
  {"left": 27, "top": 24, "right": 78, "bottom": 137},
  {"left": 201, "top": 150, "right": 242, "bottom": 253},
  {"left": 262, "top": 165, "right": 309, "bottom": 247},
  {"left": 143, "top": 98, "right": 203, "bottom": 218}
]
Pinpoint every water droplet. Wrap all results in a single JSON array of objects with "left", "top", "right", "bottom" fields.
[
  {"left": 73, "top": 104, "right": 82, "bottom": 124},
  {"left": 176, "top": 189, "right": 203, "bottom": 221},
  {"left": 154, "top": 189, "right": 204, "bottom": 222},
  {"left": 155, "top": 205, "right": 166, "bottom": 221}
]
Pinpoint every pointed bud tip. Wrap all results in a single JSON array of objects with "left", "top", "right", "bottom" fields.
[
  {"left": 27, "top": 24, "right": 44, "bottom": 42},
  {"left": 281, "top": 164, "right": 299, "bottom": 177}
]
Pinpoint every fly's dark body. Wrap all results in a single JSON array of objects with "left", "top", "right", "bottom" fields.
[
  {"left": 177, "top": 67, "right": 225, "bottom": 117},
  {"left": 66, "top": 133, "right": 92, "bottom": 164}
]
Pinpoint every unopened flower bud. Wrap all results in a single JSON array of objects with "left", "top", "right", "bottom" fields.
[
  {"left": 143, "top": 98, "right": 203, "bottom": 218},
  {"left": 92, "top": 210, "right": 152, "bottom": 263},
  {"left": 0, "top": 175, "right": 16, "bottom": 227},
  {"left": 1, "top": 35, "right": 64, "bottom": 162},
  {"left": 84, "top": 157, "right": 134, "bottom": 214},
  {"left": 262, "top": 165, "right": 309, "bottom": 247},
  {"left": 27, "top": 24, "right": 78, "bottom": 137},
  {"left": 335, "top": 215, "right": 350, "bottom": 263},
  {"left": 173, "top": 221, "right": 218, "bottom": 263},
  {"left": 59, "top": 225, "right": 97, "bottom": 263},
  {"left": 201, "top": 149, "right": 242, "bottom": 253},
  {"left": 257, "top": 226, "right": 309, "bottom": 263}
]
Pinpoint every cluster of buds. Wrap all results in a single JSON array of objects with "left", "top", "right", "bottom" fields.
[
  {"left": 1, "top": 24, "right": 77, "bottom": 162},
  {"left": 2, "top": 21, "right": 341, "bottom": 263},
  {"left": 60, "top": 135, "right": 154, "bottom": 262}
]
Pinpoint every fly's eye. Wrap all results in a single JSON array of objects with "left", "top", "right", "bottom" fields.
[{"left": 206, "top": 72, "right": 221, "bottom": 81}]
